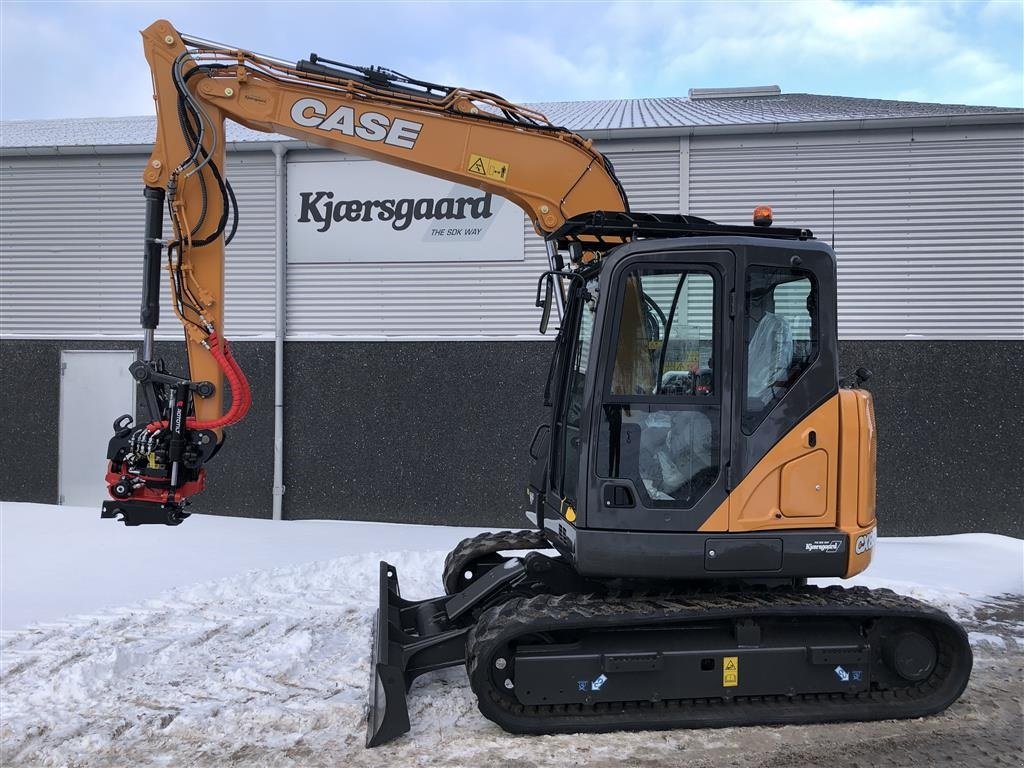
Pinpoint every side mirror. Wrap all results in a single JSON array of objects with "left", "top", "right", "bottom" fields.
[
  {"left": 537, "top": 275, "right": 554, "bottom": 335},
  {"left": 841, "top": 366, "right": 874, "bottom": 389},
  {"left": 529, "top": 424, "right": 551, "bottom": 461}
]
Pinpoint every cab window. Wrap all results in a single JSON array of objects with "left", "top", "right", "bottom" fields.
[
  {"left": 557, "top": 289, "right": 596, "bottom": 502},
  {"left": 600, "top": 267, "right": 720, "bottom": 508},
  {"left": 743, "top": 265, "right": 819, "bottom": 434},
  {"left": 610, "top": 270, "right": 714, "bottom": 397}
]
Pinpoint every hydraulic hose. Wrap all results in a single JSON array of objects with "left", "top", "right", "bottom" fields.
[{"left": 147, "top": 332, "right": 251, "bottom": 432}]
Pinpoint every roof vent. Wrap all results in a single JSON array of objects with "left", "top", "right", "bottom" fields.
[{"left": 688, "top": 85, "right": 781, "bottom": 100}]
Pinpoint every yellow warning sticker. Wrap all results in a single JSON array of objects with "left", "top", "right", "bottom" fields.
[
  {"left": 467, "top": 153, "right": 510, "bottom": 182},
  {"left": 723, "top": 656, "right": 739, "bottom": 687}
]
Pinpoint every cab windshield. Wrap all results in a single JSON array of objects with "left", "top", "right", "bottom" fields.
[{"left": 601, "top": 266, "right": 720, "bottom": 507}]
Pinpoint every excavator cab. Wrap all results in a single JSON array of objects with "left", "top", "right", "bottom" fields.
[{"left": 530, "top": 212, "right": 845, "bottom": 581}]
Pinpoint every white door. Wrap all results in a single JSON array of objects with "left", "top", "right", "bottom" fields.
[{"left": 59, "top": 350, "right": 137, "bottom": 507}]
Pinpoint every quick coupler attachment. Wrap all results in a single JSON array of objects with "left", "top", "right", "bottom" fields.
[
  {"left": 100, "top": 409, "right": 215, "bottom": 527},
  {"left": 101, "top": 499, "right": 190, "bottom": 526}
]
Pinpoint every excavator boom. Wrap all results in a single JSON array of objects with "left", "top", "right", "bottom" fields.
[
  {"left": 139, "top": 19, "right": 626, "bottom": 428},
  {"left": 99, "top": 20, "right": 628, "bottom": 528},
  {"left": 145, "top": 22, "right": 628, "bottom": 234}
]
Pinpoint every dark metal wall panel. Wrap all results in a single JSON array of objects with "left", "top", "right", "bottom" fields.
[
  {"left": 839, "top": 340, "right": 1023, "bottom": 537},
  {"left": 689, "top": 126, "right": 1024, "bottom": 340},
  {"left": 280, "top": 341, "right": 552, "bottom": 526},
  {"left": 0, "top": 338, "right": 275, "bottom": 516},
  {"left": 3, "top": 338, "right": 1020, "bottom": 537}
]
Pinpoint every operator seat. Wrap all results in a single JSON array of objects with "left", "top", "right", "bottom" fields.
[{"left": 745, "top": 288, "right": 794, "bottom": 411}]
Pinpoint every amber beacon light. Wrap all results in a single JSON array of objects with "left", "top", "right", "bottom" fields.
[{"left": 753, "top": 205, "right": 774, "bottom": 227}]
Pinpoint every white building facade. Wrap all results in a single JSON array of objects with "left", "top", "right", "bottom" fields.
[{"left": 2, "top": 90, "right": 1021, "bottom": 535}]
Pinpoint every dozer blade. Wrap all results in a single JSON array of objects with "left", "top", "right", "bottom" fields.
[
  {"left": 364, "top": 556, "right": 520, "bottom": 747},
  {"left": 365, "top": 561, "right": 412, "bottom": 748}
]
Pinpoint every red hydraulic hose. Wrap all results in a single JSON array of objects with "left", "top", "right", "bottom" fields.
[
  {"left": 147, "top": 332, "right": 251, "bottom": 432},
  {"left": 221, "top": 338, "right": 251, "bottom": 418}
]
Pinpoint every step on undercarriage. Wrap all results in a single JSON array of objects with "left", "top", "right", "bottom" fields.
[{"left": 366, "top": 532, "right": 973, "bottom": 747}]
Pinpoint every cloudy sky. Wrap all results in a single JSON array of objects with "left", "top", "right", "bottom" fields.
[{"left": 2, "top": 0, "right": 1021, "bottom": 121}]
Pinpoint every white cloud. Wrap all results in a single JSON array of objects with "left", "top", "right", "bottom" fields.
[
  {"left": 979, "top": 0, "right": 1024, "bottom": 23},
  {"left": 1, "top": 0, "right": 1021, "bottom": 121},
  {"left": 1, "top": 3, "right": 155, "bottom": 119},
  {"left": 600, "top": 0, "right": 1023, "bottom": 105}
]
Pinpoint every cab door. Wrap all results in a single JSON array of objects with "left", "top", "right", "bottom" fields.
[
  {"left": 579, "top": 248, "right": 735, "bottom": 532},
  {"left": 544, "top": 276, "right": 598, "bottom": 524}
]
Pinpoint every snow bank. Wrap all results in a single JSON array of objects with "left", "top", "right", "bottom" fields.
[
  {"left": 4, "top": 501, "right": 1020, "bottom": 632},
  {"left": 1, "top": 501, "right": 486, "bottom": 630},
  {"left": 814, "top": 532, "right": 1024, "bottom": 622},
  {"left": 2, "top": 548, "right": 456, "bottom": 767}
]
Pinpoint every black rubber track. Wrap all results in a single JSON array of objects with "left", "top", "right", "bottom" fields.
[
  {"left": 442, "top": 530, "right": 550, "bottom": 595},
  {"left": 466, "top": 586, "right": 973, "bottom": 736}
]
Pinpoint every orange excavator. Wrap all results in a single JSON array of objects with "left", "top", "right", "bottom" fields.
[{"left": 101, "top": 20, "right": 972, "bottom": 747}]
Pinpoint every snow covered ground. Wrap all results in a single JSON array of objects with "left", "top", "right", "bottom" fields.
[
  {"left": 2, "top": 501, "right": 1022, "bottom": 767},
  {"left": 1, "top": 502, "right": 488, "bottom": 631}
]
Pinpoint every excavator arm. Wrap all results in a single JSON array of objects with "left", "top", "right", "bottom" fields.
[{"left": 100, "top": 20, "right": 628, "bottom": 525}]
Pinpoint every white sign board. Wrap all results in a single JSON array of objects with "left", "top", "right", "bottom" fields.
[{"left": 287, "top": 160, "right": 525, "bottom": 263}]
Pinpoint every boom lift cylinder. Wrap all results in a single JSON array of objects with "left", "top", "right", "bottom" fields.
[{"left": 140, "top": 186, "right": 165, "bottom": 360}]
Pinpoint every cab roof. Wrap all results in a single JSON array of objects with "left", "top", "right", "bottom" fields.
[{"left": 551, "top": 211, "right": 814, "bottom": 253}]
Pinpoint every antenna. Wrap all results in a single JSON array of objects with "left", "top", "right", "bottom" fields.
[{"left": 832, "top": 189, "right": 836, "bottom": 249}]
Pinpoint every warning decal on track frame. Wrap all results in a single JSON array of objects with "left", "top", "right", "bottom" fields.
[
  {"left": 723, "top": 656, "right": 738, "bottom": 687},
  {"left": 467, "top": 153, "right": 510, "bottom": 182}
]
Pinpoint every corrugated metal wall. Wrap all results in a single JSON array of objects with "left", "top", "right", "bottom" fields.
[
  {"left": 0, "top": 141, "right": 679, "bottom": 342},
  {"left": 285, "top": 142, "right": 681, "bottom": 339},
  {"left": 0, "top": 153, "right": 277, "bottom": 339},
  {"left": 4, "top": 126, "right": 1021, "bottom": 342},
  {"left": 689, "top": 126, "right": 1024, "bottom": 340}
]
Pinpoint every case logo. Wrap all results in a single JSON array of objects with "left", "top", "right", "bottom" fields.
[
  {"left": 855, "top": 528, "right": 877, "bottom": 555},
  {"left": 290, "top": 98, "right": 423, "bottom": 149}
]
